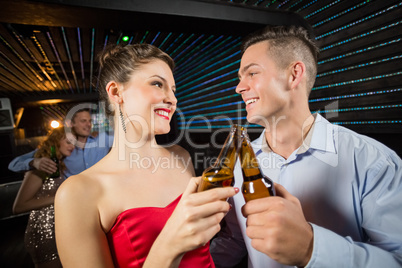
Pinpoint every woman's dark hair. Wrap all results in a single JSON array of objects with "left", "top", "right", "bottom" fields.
[{"left": 97, "top": 44, "right": 175, "bottom": 115}]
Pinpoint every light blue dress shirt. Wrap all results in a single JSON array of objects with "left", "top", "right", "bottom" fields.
[
  {"left": 8, "top": 132, "right": 113, "bottom": 179},
  {"left": 211, "top": 114, "right": 402, "bottom": 267}
]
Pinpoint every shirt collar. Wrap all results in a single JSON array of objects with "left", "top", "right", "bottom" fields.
[{"left": 255, "top": 113, "right": 336, "bottom": 155}]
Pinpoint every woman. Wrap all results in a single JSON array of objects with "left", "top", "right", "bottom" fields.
[
  {"left": 55, "top": 44, "right": 238, "bottom": 267},
  {"left": 13, "top": 127, "right": 74, "bottom": 268}
]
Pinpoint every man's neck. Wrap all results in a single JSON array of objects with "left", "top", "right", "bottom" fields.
[
  {"left": 264, "top": 113, "right": 314, "bottom": 159},
  {"left": 75, "top": 135, "right": 88, "bottom": 149}
]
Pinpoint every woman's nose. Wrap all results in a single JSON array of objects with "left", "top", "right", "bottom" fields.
[{"left": 165, "top": 90, "right": 177, "bottom": 106}]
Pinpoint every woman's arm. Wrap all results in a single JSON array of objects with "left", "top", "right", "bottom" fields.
[
  {"left": 13, "top": 170, "right": 54, "bottom": 214},
  {"left": 55, "top": 175, "right": 114, "bottom": 268}
]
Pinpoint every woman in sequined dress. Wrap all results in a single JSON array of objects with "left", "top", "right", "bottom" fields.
[{"left": 13, "top": 127, "right": 74, "bottom": 268}]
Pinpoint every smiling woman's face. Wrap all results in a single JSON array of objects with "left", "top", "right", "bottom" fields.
[{"left": 121, "top": 59, "right": 177, "bottom": 135}]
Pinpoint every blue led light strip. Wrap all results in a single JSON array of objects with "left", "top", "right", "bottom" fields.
[
  {"left": 313, "top": 104, "right": 402, "bottom": 114},
  {"left": 174, "top": 35, "right": 204, "bottom": 61},
  {"left": 312, "top": 71, "right": 402, "bottom": 91},
  {"left": 96, "top": 34, "right": 109, "bottom": 90},
  {"left": 178, "top": 69, "right": 238, "bottom": 98},
  {"left": 318, "top": 38, "right": 400, "bottom": 64},
  {"left": 264, "top": 0, "right": 277, "bottom": 7},
  {"left": 176, "top": 52, "right": 240, "bottom": 89},
  {"left": 277, "top": 0, "right": 291, "bottom": 8},
  {"left": 180, "top": 86, "right": 236, "bottom": 105},
  {"left": 180, "top": 93, "right": 239, "bottom": 110},
  {"left": 178, "top": 78, "right": 238, "bottom": 101},
  {"left": 89, "top": 28, "right": 95, "bottom": 93},
  {"left": 316, "top": 2, "right": 402, "bottom": 40},
  {"left": 61, "top": 27, "right": 80, "bottom": 92},
  {"left": 47, "top": 32, "right": 72, "bottom": 93},
  {"left": 140, "top": 31, "right": 149, "bottom": 43},
  {"left": 159, "top": 32, "right": 172, "bottom": 48},
  {"left": 320, "top": 21, "right": 401, "bottom": 52},
  {"left": 176, "top": 36, "right": 240, "bottom": 78},
  {"left": 178, "top": 61, "right": 239, "bottom": 91},
  {"left": 288, "top": 0, "right": 302, "bottom": 9},
  {"left": 182, "top": 108, "right": 246, "bottom": 120},
  {"left": 174, "top": 36, "right": 217, "bottom": 69},
  {"left": 312, "top": 1, "right": 369, "bottom": 28},
  {"left": 309, "top": 88, "right": 401, "bottom": 103},
  {"left": 333, "top": 120, "right": 402, "bottom": 125},
  {"left": 181, "top": 101, "right": 243, "bottom": 115},
  {"left": 304, "top": 0, "right": 341, "bottom": 19},
  {"left": 296, "top": 0, "right": 318, "bottom": 12},
  {"left": 77, "top": 28, "right": 86, "bottom": 92},
  {"left": 254, "top": 0, "right": 264, "bottom": 6},
  {"left": 171, "top": 34, "right": 194, "bottom": 58},
  {"left": 165, "top": 33, "right": 183, "bottom": 53},
  {"left": 150, "top": 32, "right": 161, "bottom": 45},
  {"left": 175, "top": 37, "right": 240, "bottom": 81},
  {"left": 317, "top": 55, "right": 402, "bottom": 77}
]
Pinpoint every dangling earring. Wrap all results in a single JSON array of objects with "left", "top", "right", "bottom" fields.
[{"left": 119, "top": 104, "right": 126, "bottom": 133}]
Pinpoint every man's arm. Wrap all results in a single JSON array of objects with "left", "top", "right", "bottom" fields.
[
  {"left": 8, "top": 150, "right": 36, "bottom": 173},
  {"left": 305, "top": 155, "right": 402, "bottom": 267},
  {"left": 8, "top": 150, "right": 57, "bottom": 174}
]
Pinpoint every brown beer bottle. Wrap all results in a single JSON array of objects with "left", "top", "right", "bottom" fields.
[
  {"left": 240, "top": 128, "right": 275, "bottom": 202},
  {"left": 197, "top": 124, "right": 243, "bottom": 192}
]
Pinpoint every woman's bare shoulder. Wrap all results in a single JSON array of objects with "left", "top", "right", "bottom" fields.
[
  {"left": 56, "top": 169, "right": 104, "bottom": 206},
  {"left": 166, "top": 144, "right": 191, "bottom": 158}
]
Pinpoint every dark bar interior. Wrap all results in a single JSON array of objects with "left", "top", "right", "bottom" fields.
[{"left": 0, "top": 0, "right": 401, "bottom": 266}]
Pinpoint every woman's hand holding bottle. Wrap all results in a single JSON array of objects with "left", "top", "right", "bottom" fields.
[{"left": 145, "top": 176, "right": 239, "bottom": 266}]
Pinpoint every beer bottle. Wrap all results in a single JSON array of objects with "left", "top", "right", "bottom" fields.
[
  {"left": 48, "top": 145, "right": 60, "bottom": 178},
  {"left": 197, "top": 124, "right": 243, "bottom": 192},
  {"left": 240, "top": 128, "right": 275, "bottom": 202}
]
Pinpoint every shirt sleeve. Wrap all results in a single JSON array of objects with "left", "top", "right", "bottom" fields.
[
  {"left": 210, "top": 198, "right": 248, "bottom": 267},
  {"left": 306, "top": 153, "right": 402, "bottom": 268},
  {"left": 8, "top": 150, "right": 36, "bottom": 173}
]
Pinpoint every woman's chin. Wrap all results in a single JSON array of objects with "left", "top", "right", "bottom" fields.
[{"left": 154, "top": 126, "right": 171, "bottom": 136}]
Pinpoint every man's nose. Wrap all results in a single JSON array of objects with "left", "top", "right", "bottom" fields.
[{"left": 236, "top": 78, "right": 248, "bottom": 94}]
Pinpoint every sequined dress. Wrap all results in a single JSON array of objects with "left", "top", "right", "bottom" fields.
[{"left": 24, "top": 176, "right": 64, "bottom": 264}]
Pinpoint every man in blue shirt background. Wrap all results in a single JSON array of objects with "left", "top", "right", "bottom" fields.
[
  {"left": 210, "top": 25, "right": 402, "bottom": 267},
  {"left": 8, "top": 108, "right": 113, "bottom": 179}
]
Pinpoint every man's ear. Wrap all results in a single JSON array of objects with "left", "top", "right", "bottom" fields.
[
  {"left": 106, "top": 81, "right": 122, "bottom": 104},
  {"left": 289, "top": 61, "right": 305, "bottom": 89}
]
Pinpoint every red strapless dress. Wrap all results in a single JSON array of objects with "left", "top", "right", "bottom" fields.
[{"left": 107, "top": 195, "right": 215, "bottom": 267}]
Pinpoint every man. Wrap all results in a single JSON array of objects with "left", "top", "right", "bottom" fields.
[
  {"left": 211, "top": 25, "right": 402, "bottom": 267},
  {"left": 9, "top": 108, "right": 113, "bottom": 178}
]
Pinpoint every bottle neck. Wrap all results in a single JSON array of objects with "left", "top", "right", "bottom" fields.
[
  {"left": 240, "top": 132, "right": 263, "bottom": 181},
  {"left": 214, "top": 125, "right": 243, "bottom": 170},
  {"left": 50, "top": 145, "right": 57, "bottom": 158}
]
